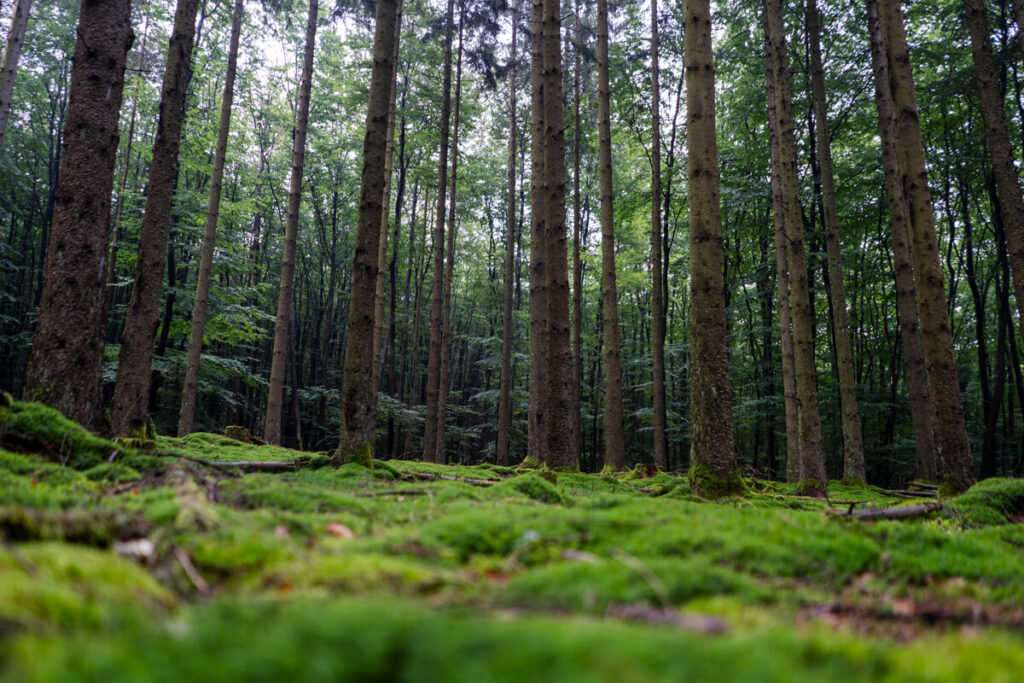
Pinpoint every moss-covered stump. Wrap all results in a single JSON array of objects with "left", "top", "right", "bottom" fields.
[
  {"left": 0, "top": 506, "right": 152, "bottom": 546},
  {"left": 0, "top": 401, "right": 127, "bottom": 469},
  {"left": 224, "top": 426, "right": 264, "bottom": 445}
]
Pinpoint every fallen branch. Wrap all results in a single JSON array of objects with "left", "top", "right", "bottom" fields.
[
  {"left": 885, "top": 489, "right": 937, "bottom": 499},
  {"left": 357, "top": 489, "right": 429, "bottom": 498},
  {"left": 174, "top": 548, "right": 210, "bottom": 595},
  {"left": 407, "top": 471, "right": 498, "bottom": 487},
  {"left": 827, "top": 501, "right": 943, "bottom": 521},
  {"left": 605, "top": 603, "right": 728, "bottom": 633},
  {"left": 907, "top": 481, "right": 938, "bottom": 491},
  {"left": 181, "top": 456, "right": 299, "bottom": 472}
]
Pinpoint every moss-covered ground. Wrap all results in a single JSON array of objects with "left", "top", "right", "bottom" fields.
[{"left": 2, "top": 401, "right": 1024, "bottom": 681}]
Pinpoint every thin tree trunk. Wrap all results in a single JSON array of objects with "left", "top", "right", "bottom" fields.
[
  {"left": 651, "top": 0, "right": 668, "bottom": 471},
  {"left": 877, "top": 0, "right": 974, "bottom": 493},
  {"left": 685, "top": 0, "right": 738, "bottom": 491},
  {"left": 765, "top": 0, "right": 826, "bottom": 490},
  {"left": 572, "top": 0, "right": 583, "bottom": 460},
  {"left": 965, "top": 0, "right": 1024, "bottom": 348},
  {"left": 865, "top": 0, "right": 936, "bottom": 481},
  {"left": 541, "top": 0, "right": 576, "bottom": 469},
  {"left": 436, "top": 12, "right": 463, "bottom": 465},
  {"left": 0, "top": 0, "right": 33, "bottom": 151},
  {"left": 264, "top": 0, "right": 318, "bottom": 445},
  {"left": 22, "top": 0, "right": 134, "bottom": 431},
  {"left": 496, "top": 7, "right": 517, "bottom": 467},
  {"left": 110, "top": 0, "right": 201, "bottom": 437},
  {"left": 422, "top": 0, "right": 455, "bottom": 463},
  {"left": 806, "top": 0, "right": 865, "bottom": 482},
  {"left": 596, "top": 0, "right": 625, "bottom": 471},
  {"left": 177, "top": 0, "right": 245, "bottom": 436},
  {"left": 527, "top": 0, "right": 547, "bottom": 465},
  {"left": 403, "top": 186, "right": 430, "bottom": 458},
  {"left": 336, "top": 0, "right": 400, "bottom": 464}
]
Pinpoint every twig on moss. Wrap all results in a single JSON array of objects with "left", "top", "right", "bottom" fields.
[
  {"left": 357, "top": 489, "right": 429, "bottom": 498},
  {"left": 174, "top": 548, "right": 210, "bottom": 595},
  {"left": 605, "top": 603, "right": 728, "bottom": 633},
  {"left": 826, "top": 501, "right": 943, "bottom": 521},
  {"left": 407, "top": 471, "right": 498, "bottom": 487},
  {"left": 180, "top": 456, "right": 299, "bottom": 473}
]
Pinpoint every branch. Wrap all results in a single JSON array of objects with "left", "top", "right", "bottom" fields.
[{"left": 827, "top": 502, "right": 943, "bottom": 521}]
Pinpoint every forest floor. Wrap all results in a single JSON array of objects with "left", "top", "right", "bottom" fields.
[{"left": 2, "top": 400, "right": 1024, "bottom": 681}]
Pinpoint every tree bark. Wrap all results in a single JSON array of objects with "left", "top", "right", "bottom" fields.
[
  {"left": 263, "top": 0, "right": 318, "bottom": 445},
  {"left": 178, "top": 0, "right": 245, "bottom": 436},
  {"left": 965, "top": 0, "right": 1024, "bottom": 349},
  {"left": 764, "top": 0, "right": 826, "bottom": 490},
  {"left": 596, "top": 0, "right": 625, "bottom": 471},
  {"left": 422, "top": 0, "right": 455, "bottom": 463},
  {"left": 651, "top": 0, "right": 668, "bottom": 471},
  {"left": 110, "top": 0, "right": 201, "bottom": 437},
  {"left": 806, "top": 0, "right": 865, "bottom": 483},
  {"left": 497, "top": 8, "right": 517, "bottom": 467},
  {"left": 541, "top": 0, "right": 576, "bottom": 469},
  {"left": 877, "top": 0, "right": 974, "bottom": 493},
  {"left": 572, "top": 0, "right": 583, "bottom": 463},
  {"left": 336, "top": 0, "right": 400, "bottom": 464},
  {"left": 685, "top": 0, "right": 737, "bottom": 490},
  {"left": 527, "top": 0, "right": 547, "bottom": 464},
  {"left": 865, "top": 0, "right": 936, "bottom": 481},
  {"left": 22, "top": 0, "right": 134, "bottom": 431},
  {"left": 0, "top": 0, "right": 33, "bottom": 151}
]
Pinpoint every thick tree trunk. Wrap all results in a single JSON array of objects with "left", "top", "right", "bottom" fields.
[
  {"left": 541, "top": 0, "right": 576, "bottom": 469},
  {"left": 685, "top": 0, "right": 738, "bottom": 491},
  {"left": 436, "top": 15, "right": 463, "bottom": 465},
  {"left": 496, "top": 10, "right": 517, "bottom": 467},
  {"left": 806, "top": 0, "right": 865, "bottom": 483},
  {"left": 527, "top": 0, "right": 547, "bottom": 464},
  {"left": 651, "top": 0, "right": 668, "bottom": 471},
  {"left": 596, "top": 0, "right": 625, "bottom": 471},
  {"left": 336, "top": 0, "right": 400, "bottom": 464},
  {"left": 865, "top": 0, "right": 936, "bottom": 481},
  {"left": 422, "top": 0, "right": 455, "bottom": 463},
  {"left": 110, "top": 0, "right": 201, "bottom": 437},
  {"left": 22, "top": 0, "right": 133, "bottom": 431},
  {"left": 765, "top": 48, "right": 801, "bottom": 483},
  {"left": 877, "top": 0, "right": 974, "bottom": 493},
  {"left": 965, "top": 0, "right": 1024, "bottom": 348},
  {"left": 764, "top": 0, "right": 826, "bottom": 490},
  {"left": 177, "top": 0, "right": 245, "bottom": 436},
  {"left": 0, "top": 0, "right": 33, "bottom": 151}
]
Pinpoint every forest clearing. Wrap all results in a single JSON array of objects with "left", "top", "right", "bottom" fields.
[{"left": 2, "top": 399, "right": 1024, "bottom": 681}]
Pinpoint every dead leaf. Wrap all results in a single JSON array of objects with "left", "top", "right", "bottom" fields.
[
  {"left": 274, "top": 525, "right": 290, "bottom": 538},
  {"left": 325, "top": 522, "right": 356, "bottom": 539}
]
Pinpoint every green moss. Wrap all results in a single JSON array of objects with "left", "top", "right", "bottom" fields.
[
  {"left": 489, "top": 473, "right": 566, "bottom": 505},
  {"left": 515, "top": 455, "right": 542, "bottom": 470},
  {"left": 688, "top": 461, "right": 746, "bottom": 499},
  {"left": 340, "top": 443, "right": 373, "bottom": 469},
  {"left": 83, "top": 463, "right": 141, "bottom": 483},
  {"left": 0, "top": 506, "right": 151, "bottom": 546},
  {"left": 224, "top": 425, "right": 262, "bottom": 444},
  {"left": 793, "top": 478, "right": 827, "bottom": 498},
  {"left": 0, "top": 401, "right": 128, "bottom": 470},
  {"left": 946, "top": 478, "right": 1024, "bottom": 527}
]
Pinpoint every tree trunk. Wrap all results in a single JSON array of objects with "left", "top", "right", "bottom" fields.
[
  {"left": 177, "top": 0, "right": 245, "bottom": 436},
  {"left": 496, "top": 8, "right": 517, "bottom": 467},
  {"left": 527, "top": 0, "right": 547, "bottom": 464},
  {"left": 685, "top": 0, "right": 738, "bottom": 491},
  {"left": 436, "top": 12, "right": 463, "bottom": 465},
  {"left": 541, "top": 0, "right": 576, "bottom": 469},
  {"left": 764, "top": 0, "right": 826, "bottom": 490},
  {"left": 0, "top": 0, "right": 33, "bottom": 151},
  {"left": 422, "top": 0, "right": 455, "bottom": 463},
  {"left": 877, "top": 0, "right": 974, "bottom": 493},
  {"left": 110, "top": 0, "right": 201, "bottom": 437},
  {"left": 336, "top": 0, "right": 400, "bottom": 465},
  {"left": 806, "top": 0, "right": 865, "bottom": 483},
  {"left": 965, "top": 0, "right": 1024, "bottom": 348},
  {"left": 651, "top": 0, "right": 668, "bottom": 471},
  {"left": 572, "top": 0, "right": 583, "bottom": 462},
  {"left": 263, "top": 0, "right": 318, "bottom": 445},
  {"left": 865, "top": 0, "right": 936, "bottom": 481},
  {"left": 596, "top": 0, "right": 625, "bottom": 471},
  {"left": 22, "top": 0, "right": 134, "bottom": 431}
]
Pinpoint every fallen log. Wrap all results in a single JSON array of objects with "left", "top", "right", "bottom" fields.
[
  {"left": 407, "top": 471, "right": 498, "bottom": 487},
  {"left": 181, "top": 456, "right": 299, "bottom": 472},
  {"left": 908, "top": 481, "right": 939, "bottom": 490},
  {"left": 885, "top": 489, "right": 937, "bottom": 499},
  {"left": 827, "top": 501, "right": 943, "bottom": 521}
]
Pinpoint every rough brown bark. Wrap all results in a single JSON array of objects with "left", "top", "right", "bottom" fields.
[
  {"left": 541, "top": 0, "right": 576, "bottom": 469},
  {"left": 806, "top": 0, "right": 865, "bottom": 483},
  {"left": 650, "top": 0, "right": 668, "bottom": 471},
  {"left": 435, "top": 14, "right": 463, "bottom": 466},
  {"left": 764, "top": 0, "right": 826, "bottom": 489},
  {"left": 177, "top": 0, "right": 245, "bottom": 437},
  {"left": 597, "top": 0, "right": 625, "bottom": 471},
  {"left": 22, "top": 0, "right": 133, "bottom": 430},
  {"left": 264, "top": 0, "right": 318, "bottom": 446},
  {"left": 865, "top": 0, "right": 936, "bottom": 481},
  {"left": 685, "top": 0, "right": 737, "bottom": 486},
  {"left": 422, "top": 0, "right": 455, "bottom": 463},
  {"left": 496, "top": 10, "right": 517, "bottom": 467},
  {"left": 878, "top": 0, "right": 974, "bottom": 493},
  {"left": 1013, "top": 0, "right": 1024, "bottom": 62},
  {"left": 0, "top": 0, "right": 33, "bottom": 151},
  {"left": 336, "top": 0, "right": 400, "bottom": 464},
  {"left": 110, "top": 0, "right": 200, "bottom": 437},
  {"left": 965, "top": 0, "right": 1024, "bottom": 349},
  {"left": 527, "top": 0, "right": 547, "bottom": 464},
  {"left": 765, "top": 44, "right": 800, "bottom": 483},
  {"left": 571, "top": 0, "right": 583, "bottom": 460}
]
